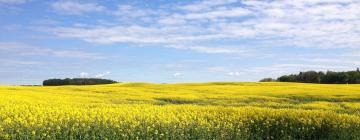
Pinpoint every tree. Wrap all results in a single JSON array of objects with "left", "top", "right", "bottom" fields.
[
  {"left": 43, "top": 78, "right": 117, "bottom": 86},
  {"left": 298, "top": 71, "right": 319, "bottom": 83},
  {"left": 274, "top": 68, "right": 360, "bottom": 84},
  {"left": 259, "top": 78, "right": 276, "bottom": 82},
  {"left": 277, "top": 74, "right": 298, "bottom": 82}
]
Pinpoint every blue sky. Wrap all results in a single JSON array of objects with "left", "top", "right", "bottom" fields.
[{"left": 0, "top": 0, "right": 359, "bottom": 85}]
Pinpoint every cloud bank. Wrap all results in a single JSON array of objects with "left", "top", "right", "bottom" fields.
[{"left": 48, "top": 0, "right": 360, "bottom": 51}]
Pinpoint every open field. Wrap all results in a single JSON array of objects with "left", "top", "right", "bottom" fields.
[{"left": 0, "top": 82, "right": 360, "bottom": 139}]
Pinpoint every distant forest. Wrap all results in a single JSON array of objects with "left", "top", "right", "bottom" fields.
[
  {"left": 261, "top": 68, "right": 360, "bottom": 84},
  {"left": 43, "top": 78, "right": 117, "bottom": 86}
]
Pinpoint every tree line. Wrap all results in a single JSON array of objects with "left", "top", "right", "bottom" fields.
[
  {"left": 43, "top": 78, "right": 117, "bottom": 86},
  {"left": 260, "top": 68, "right": 360, "bottom": 84}
]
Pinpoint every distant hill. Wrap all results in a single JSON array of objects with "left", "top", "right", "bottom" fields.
[{"left": 43, "top": 78, "right": 117, "bottom": 86}]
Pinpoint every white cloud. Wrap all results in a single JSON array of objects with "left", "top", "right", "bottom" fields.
[
  {"left": 0, "top": 0, "right": 28, "bottom": 4},
  {"left": 51, "top": 50, "right": 105, "bottom": 59},
  {"left": 50, "top": 26, "right": 170, "bottom": 44},
  {"left": 79, "top": 72, "right": 89, "bottom": 78},
  {"left": 158, "top": 18, "right": 186, "bottom": 25},
  {"left": 180, "top": 0, "right": 237, "bottom": 12},
  {"left": 78, "top": 72, "right": 111, "bottom": 78},
  {"left": 0, "top": 42, "right": 106, "bottom": 59},
  {"left": 111, "top": 5, "right": 163, "bottom": 24},
  {"left": 0, "top": 42, "right": 24, "bottom": 50},
  {"left": 168, "top": 45, "right": 245, "bottom": 54},
  {"left": 173, "top": 72, "right": 183, "bottom": 77},
  {"left": 113, "top": 5, "right": 146, "bottom": 17},
  {"left": 239, "top": 0, "right": 360, "bottom": 48},
  {"left": 189, "top": 46, "right": 243, "bottom": 54},
  {"left": 183, "top": 7, "right": 251, "bottom": 20},
  {"left": 95, "top": 71, "right": 110, "bottom": 78},
  {"left": 51, "top": 1, "right": 105, "bottom": 15},
  {"left": 47, "top": 0, "right": 360, "bottom": 54},
  {"left": 228, "top": 72, "right": 241, "bottom": 76},
  {"left": 0, "top": 59, "right": 44, "bottom": 66}
]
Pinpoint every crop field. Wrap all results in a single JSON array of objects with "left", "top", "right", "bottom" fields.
[{"left": 0, "top": 82, "right": 360, "bottom": 139}]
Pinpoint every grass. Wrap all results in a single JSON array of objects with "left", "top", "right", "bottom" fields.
[{"left": 0, "top": 82, "right": 359, "bottom": 139}]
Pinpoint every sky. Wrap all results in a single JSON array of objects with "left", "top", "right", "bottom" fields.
[{"left": 0, "top": 0, "right": 360, "bottom": 85}]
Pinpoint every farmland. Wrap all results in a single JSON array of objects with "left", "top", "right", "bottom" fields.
[{"left": 0, "top": 82, "right": 359, "bottom": 139}]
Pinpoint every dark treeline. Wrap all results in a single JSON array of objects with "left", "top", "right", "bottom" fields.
[
  {"left": 272, "top": 68, "right": 360, "bottom": 84},
  {"left": 43, "top": 78, "right": 117, "bottom": 86}
]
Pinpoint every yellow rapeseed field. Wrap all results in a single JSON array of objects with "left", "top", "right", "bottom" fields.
[{"left": 0, "top": 82, "right": 359, "bottom": 139}]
